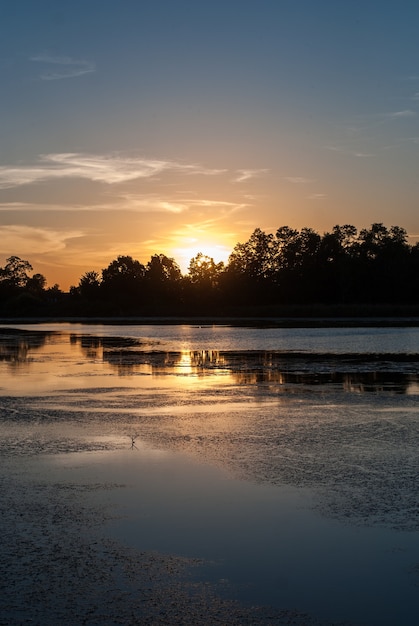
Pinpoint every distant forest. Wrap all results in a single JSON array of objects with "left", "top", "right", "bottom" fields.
[{"left": 1, "top": 223, "right": 419, "bottom": 317}]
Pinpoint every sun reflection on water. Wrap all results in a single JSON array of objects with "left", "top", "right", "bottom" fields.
[{"left": 1, "top": 327, "right": 419, "bottom": 396}]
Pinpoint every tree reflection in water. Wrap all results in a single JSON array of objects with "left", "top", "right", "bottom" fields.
[
  {"left": 96, "top": 341, "right": 418, "bottom": 395},
  {"left": 1, "top": 328, "right": 418, "bottom": 393},
  {"left": 0, "top": 329, "right": 50, "bottom": 367}
]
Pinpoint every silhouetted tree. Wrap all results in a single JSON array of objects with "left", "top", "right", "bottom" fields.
[
  {"left": 146, "top": 254, "right": 182, "bottom": 283},
  {"left": 0, "top": 256, "right": 33, "bottom": 290},
  {"left": 228, "top": 228, "right": 276, "bottom": 280},
  {"left": 101, "top": 255, "right": 145, "bottom": 313},
  {"left": 225, "top": 229, "right": 279, "bottom": 304},
  {"left": 78, "top": 271, "right": 101, "bottom": 299},
  {"left": 275, "top": 226, "right": 301, "bottom": 270},
  {"left": 144, "top": 254, "right": 182, "bottom": 310},
  {"left": 182, "top": 253, "right": 225, "bottom": 311},
  {"left": 26, "top": 273, "right": 47, "bottom": 294},
  {"left": 0, "top": 256, "right": 49, "bottom": 314},
  {"left": 187, "top": 253, "right": 224, "bottom": 288},
  {"left": 4, "top": 221, "right": 419, "bottom": 317},
  {"left": 350, "top": 224, "right": 410, "bottom": 303}
]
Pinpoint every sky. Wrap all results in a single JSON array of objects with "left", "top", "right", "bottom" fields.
[{"left": 1, "top": 0, "right": 419, "bottom": 289}]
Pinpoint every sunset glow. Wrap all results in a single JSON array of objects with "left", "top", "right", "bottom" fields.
[
  {"left": 175, "top": 247, "right": 231, "bottom": 274},
  {"left": 171, "top": 236, "right": 234, "bottom": 273},
  {"left": 1, "top": 2, "right": 419, "bottom": 289}
]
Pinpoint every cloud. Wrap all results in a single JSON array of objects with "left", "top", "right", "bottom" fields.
[
  {"left": 30, "top": 54, "right": 96, "bottom": 80},
  {"left": 325, "top": 146, "right": 374, "bottom": 158},
  {"left": 0, "top": 202, "right": 32, "bottom": 210},
  {"left": 183, "top": 165, "right": 227, "bottom": 177},
  {"left": 385, "top": 110, "right": 416, "bottom": 119},
  {"left": 0, "top": 195, "right": 247, "bottom": 216},
  {"left": 0, "top": 153, "right": 228, "bottom": 189},
  {"left": 307, "top": 193, "right": 327, "bottom": 200},
  {"left": 285, "top": 177, "right": 315, "bottom": 184},
  {"left": 116, "top": 194, "right": 247, "bottom": 214},
  {"left": 325, "top": 146, "right": 342, "bottom": 152},
  {"left": 233, "top": 169, "right": 269, "bottom": 183},
  {"left": 115, "top": 194, "right": 188, "bottom": 214},
  {"left": 0, "top": 201, "right": 110, "bottom": 212},
  {"left": 0, "top": 225, "right": 84, "bottom": 253},
  {"left": 186, "top": 199, "right": 247, "bottom": 210}
]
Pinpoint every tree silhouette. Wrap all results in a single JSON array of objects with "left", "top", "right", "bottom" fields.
[
  {"left": 26, "top": 273, "right": 47, "bottom": 294},
  {"left": 0, "top": 256, "right": 50, "bottom": 315},
  {"left": 144, "top": 254, "right": 182, "bottom": 310},
  {"left": 101, "top": 255, "right": 146, "bottom": 313},
  {"left": 0, "top": 256, "right": 33, "bottom": 289},
  {"left": 2, "top": 222, "right": 419, "bottom": 317},
  {"left": 77, "top": 271, "right": 101, "bottom": 298},
  {"left": 146, "top": 254, "right": 182, "bottom": 283},
  {"left": 183, "top": 253, "right": 225, "bottom": 311},
  {"left": 187, "top": 253, "right": 224, "bottom": 287},
  {"left": 228, "top": 228, "right": 276, "bottom": 280}
]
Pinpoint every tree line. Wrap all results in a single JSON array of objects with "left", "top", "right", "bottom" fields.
[{"left": 1, "top": 223, "right": 419, "bottom": 316}]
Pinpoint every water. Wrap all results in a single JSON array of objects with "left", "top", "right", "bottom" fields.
[
  {"left": 0, "top": 323, "right": 418, "bottom": 625},
  {"left": 3, "top": 321, "right": 419, "bottom": 353}
]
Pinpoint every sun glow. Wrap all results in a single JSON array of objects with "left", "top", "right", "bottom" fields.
[{"left": 173, "top": 241, "right": 232, "bottom": 274}]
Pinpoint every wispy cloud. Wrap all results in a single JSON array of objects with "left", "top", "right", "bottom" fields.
[
  {"left": 112, "top": 194, "right": 188, "bottom": 214},
  {"left": 307, "top": 193, "right": 327, "bottom": 200},
  {"left": 0, "top": 201, "right": 110, "bottom": 212},
  {"left": 30, "top": 54, "right": 96, "bottom": 80},
  {"left": 384, "top": 109, "right": 416, "bottom": 119},
  {"left": 325, "top": 146, "right": 374, "bottom": 158},
  {"left": 186, "top": 199, "right": 247, "bottom": 211},
  {"left": 285, "top": 176, "right": 315, "bottom": 184},
  {"left": 0, "top": 195, "right": 247, "bottom": 215},
  {"left": 183, "top": 165, "right": 227, "bottom": 177},
  {"left": 329, "top": 105, "right": 418, "bottom": 155},
  {"left": 115, "top": 193, "right": 247, "bottom": 214},
  {"left": 0, "top": 153, "right": 227, "bottom": 189},
  {"left": 233, "top": 169, "right": 269, "bottom": 183},
  {"left": 0, "top": 225, "right": 84, "bottom": 253},
  {"left": 0, "top": 202, "right": 33, "bottom": 210}
]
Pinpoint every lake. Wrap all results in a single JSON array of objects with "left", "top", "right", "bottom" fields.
[{"left": 0, "top": 322, "right": 418, "bottom": 625}]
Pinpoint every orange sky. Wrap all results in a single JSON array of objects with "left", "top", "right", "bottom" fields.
[{"left": 1, "top": 2, "right": 419, "bottom": 289}]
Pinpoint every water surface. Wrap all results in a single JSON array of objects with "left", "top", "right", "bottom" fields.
[{"left": 0, "top": 323, "right": 418, "bottom": 626}]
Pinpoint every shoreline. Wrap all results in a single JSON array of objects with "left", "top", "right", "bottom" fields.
[{"left": 2, "top": 315, "right": 419, "bottom": 327}]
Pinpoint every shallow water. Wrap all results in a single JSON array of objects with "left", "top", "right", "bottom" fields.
[
  {"left": 0, "top": 323, "right": 418, "bottom": 626},
  {"left": 35, "top": 446, "right": 416, "bottom": 626},
  {"left": 3, "top": 321, "right": 419, "bottom": 354}
]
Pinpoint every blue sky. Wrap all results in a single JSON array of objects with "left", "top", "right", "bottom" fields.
[{"left": 1, "top": 1, "right": 419, "bottom": 288}]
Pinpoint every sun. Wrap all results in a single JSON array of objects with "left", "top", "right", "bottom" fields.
[{"left": 172, "top": 241, "right": 232, "bottom": 274}]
